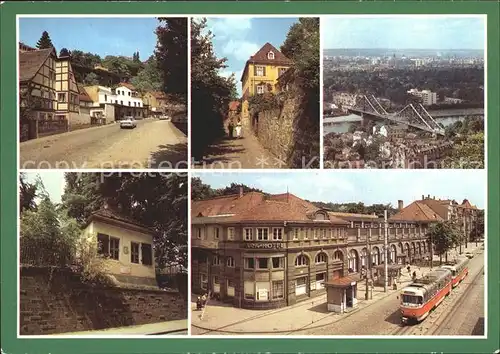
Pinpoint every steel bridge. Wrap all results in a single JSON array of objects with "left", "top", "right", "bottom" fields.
[{"left": 349, "top": 95, "right": 445, "bottom": 136}]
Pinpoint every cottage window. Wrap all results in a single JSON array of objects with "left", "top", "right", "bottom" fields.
[
  {"left": 214, "top": 227, "right": 220, "bottom": 239},
  {"left": 109, "top": 237, "right": 120, "bottom": 260},
  {"left": 201, "top": 274, "right": 208, "bottom": 290},
  {"left": 244, "top": 257, "right": 254, "bottom": 269},
  {"left": 256, "top": 228, "right": 269, "bottom": 241},
  {"left": 255, "top": 66, "right": 265, "bottom": 76},
  {"left": 257, "top": 258, "right": 269, "bottom": 269},
  {"left": 97, "top": 233, "right": 119, "bottom": 260},
  {"left": 244, "top": 228, "right": 253, "bottom": 241},
  {"left": 295, "top": 255, "right": 309, "bottom": 267},
  {"left": 141, "top": 243, "right": 153, "bottom": 265},
  {"left": 131, "top": 242, "right": 140, "bottom": 264},
  {"left": 272, "top": 257, "right": 284, "bottom": 269},
  {"left": 267, "top": 51, "right": 275, "bottom": 60},
  {"left": 256, "top": 85, "right": 265, "bottom": 95},
  {"left": 272, "top": 228, "right": 283, "bottom": 241},
  {"left": 272, "top": 280, "right": 284, "bottom": 299},
  {"left": 227, "top": 227, "right": 235, "bottom": 240},
  {"left": 226, "top": 256, "right": 235, "bottom": 267},
  {"left": 58, "top": 93, "right": 67, "bottom": 102}
]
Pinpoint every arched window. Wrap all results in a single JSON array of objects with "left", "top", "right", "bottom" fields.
[
  {"left": 226, "top": 256, "right": 235, "bottom": 267},
  {"left": 315, "top": 252, "right": 327, "bottom": 264},
  {"left": 267, "top": 51, "right": 275, "bottom": 59},
  {"left": 295, "top": 254, "right": 309, "bottom": 266},
  {"left": 212, "top": 255, "right": 221, "bottom": 266},
  {"left": 333, "top": 250, "right": 343, "bottom": 262}
]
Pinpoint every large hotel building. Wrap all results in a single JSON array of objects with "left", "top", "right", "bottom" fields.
[{"left": 191, "top": 188, "right": 479, "bottom": 309}]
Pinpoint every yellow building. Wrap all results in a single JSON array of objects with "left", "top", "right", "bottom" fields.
[
  {"left": 142, "top": 91, "right": 168, "bottom": 117},
  {"left": 82, "top": 208, "right": 157, "bottom": 288},
  {"left": 240, "top": 42, "right": 292, "bottom": 121},
  {"left": 55, "top": 54, "right": 82, "bottom": 126}
]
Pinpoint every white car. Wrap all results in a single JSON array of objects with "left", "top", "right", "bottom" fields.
[
  {"left": 120, "top": 116, "right": 137, "bottom": 129},
  {"left": 464, "top": 252, "right": 474, "bottom": 259},
  {"left": 158, "top": 115, "right": 170, "bottom": 121}
]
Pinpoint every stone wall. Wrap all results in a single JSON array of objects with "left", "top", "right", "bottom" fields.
[
  {"left": 20, "top": 266, "right": 186, "bottom": 335},
  {"left": 255, "top": 97, "right": 298, "bottom": 161}
]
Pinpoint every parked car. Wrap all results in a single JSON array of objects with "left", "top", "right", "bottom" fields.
[
  {"left": 158, "top": 115, "right": 170, "bottom": 121},
  {"left": 120, "top": 116, "right": 137, "bottom": 129},
  {"left": 464, "top": 251, "right": 474, "bottom": 259}
]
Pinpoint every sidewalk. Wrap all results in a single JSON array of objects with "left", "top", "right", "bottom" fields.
[
  {"left": 191, "top": 244, "right": 482, "bottom": 334},
  {"left": 60, "top": 319, "right": 187, "bottom": 335}
]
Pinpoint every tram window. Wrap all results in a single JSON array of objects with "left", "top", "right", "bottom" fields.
[
  {"left": 452, "top": 270, "right": 456, "bottom": 276},
  {"left": 402, "top": 295, "right": 420, "bottom": 304},
  {"left": 418, "top": 297, "right": 423, "bottom": 305}
]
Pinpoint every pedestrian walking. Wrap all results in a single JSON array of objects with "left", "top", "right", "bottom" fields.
[
  {"left": 412, "top": 271, "right": 417, "bottom": 281},
  {"left": 407, "top": 265, "right": 411, "bottom": 275},
  {"left": 235, "top": 119, "right": 242, "bottom": 138},
  {"left": 228, "top": 120, "right": 234, "bottom": 138}
]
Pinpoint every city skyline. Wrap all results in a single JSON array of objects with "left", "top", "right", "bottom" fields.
[
  {"left": 322, "top": 16, "right": 485, "bottom": 50},
  {"left": 202, "top": 17, "right": 300, "bottom": 96},
  {"left": 19, "top": 17, "right": 159, "bottom": 58},
  {"left": 193, "top": 170, "right": 486, "bottom": 209}
]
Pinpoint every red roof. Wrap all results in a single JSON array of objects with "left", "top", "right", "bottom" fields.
[
  {"left": 240, "top": 43, "right": 292, "bottom": 82},
  {"left": 118, "top": 82, "right": 136, "bottom": 91},
  {"left": 390, "top": 201, "right": 444, "bottom": 222},
  {"left": 325, "top": 276, "right": 358, "bottom": 288},
  {"left": 228, "top": 101, "right": 240, "bottom": 111},
  {"left": 78, "top": 84, "right": 93, "bottom": 102},
  {"left": 192, "top": 191, "right": 349, "bottom": 224}
]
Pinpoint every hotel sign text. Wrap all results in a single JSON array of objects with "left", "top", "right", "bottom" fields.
[{"left": 244, "top": 242, "right": 285, "bottom": 249}]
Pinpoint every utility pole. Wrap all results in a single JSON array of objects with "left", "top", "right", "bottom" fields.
[{"left": 384, "top": 209, "right": 388, "bottom": 293}]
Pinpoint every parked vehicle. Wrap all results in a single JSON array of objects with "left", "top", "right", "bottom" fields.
[
  {"left": 158, "top": 115, "right": 170, "bottom": 121},
  {"left": 399, "top": 268, "right": 452, "bottom": 325},
  {"left": 464, "top": 251, "right": 474, "bottom": 259},
  {"left": 120, "top": 116, "right": 137, "bottom": 129}
]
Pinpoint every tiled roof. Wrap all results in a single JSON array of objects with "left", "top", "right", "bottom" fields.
[
  {"left": 192, "top": 192, "right": 349, "bottom": 224},
  {"left": 90, "top": 207, "right": 151, "bottom": 232},
  {"left": 118, "top": 82, "right": 136, "bottom": 90},
  {"left": 19, "top": 48, "right": 56, "bottom": 82},
  {"left": 389, "top": 201, "right": 443, "bottom": 222},
  {"left": 328, "top": 211, "right": 380, "bottom": 221},
  {"left": 240, "top": 43, "right": 292, "bottom": 82},
  {"left": 418, "top": 199, "right": 449, "bottom": 219},
  {"left": 77, "top": 84, "right": 93, "bottom": 102},
  {"left": 325, "top": 275, "right": 358, "bottom": 288}
]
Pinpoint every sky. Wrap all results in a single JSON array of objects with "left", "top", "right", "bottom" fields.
[
  {"left": 203, "top": 17, "right": 300, "bottom": 96},
  {"left": 19, "top": 17, "right": 159, "bottom": 59},
  {"left": 322, "top": 16, "right": 485, "bottom": 50},
  {"left": 24, "top": 171, "right": 66, "bottom": 204},
  {"left": 193, "top": 170, "right": 486, "bottom": 209}
]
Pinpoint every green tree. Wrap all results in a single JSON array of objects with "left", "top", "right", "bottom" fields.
[
  {"left": 444, "top": 132, "right": 484, "bottom": 168},
  {"left": 190, "top": 18, "right": 237, "bottom": 161},
  {"left": 36, "top": 31, "right": 54, "bottom": 49},
  {"left": 130, "top": 56, "right": 163, "bottom": 92},
  {"left": 102, "top": 55, "right": 132, "bottom": 77},
  {"left": 470, "top": 209, "right": 484, "bottom": 242},
  {"left": 59, "top": 48, "right": 70, "bottom": 57},
  {"left": 427, "top": 221, "right": 460, "bottom": 264},
  {"left": 70, "top": 50, "right": 102, "bottom": 68},
  {"left": 191, "top": 177, "right": 216, "bottom": 201},
  {"left": 155, "top": 18, "right": 188, "bottom": 100},
  {"left": 19, "top": 173, "right": 38, "bottom": 213},
  {"left": 83, "top": 72, "right": 100, "bottom": 85}
]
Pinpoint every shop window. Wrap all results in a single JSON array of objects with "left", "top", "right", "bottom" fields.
[
  {"left": 272, "top": 280, "right": 284, "bottom": 299},
  {"left": 256, "top": 282, "right": 269, "bottom": 301},
  {"left": 201, "top": 274, "right": 208, "bottom": 290},
  {"left": 257, "top": 258, "right": 268, "bottom": 269},
  {"left": 272, "top": 257, "right": 284, "bottom": 269},
  {"left": 244, "top": 257, "right": 254, "bottom": 269},
  {"left": 244, "top": 281, "right": 254, "bottom": 299}
]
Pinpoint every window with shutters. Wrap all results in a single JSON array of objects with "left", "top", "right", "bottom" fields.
[
  {"left": 255, "top": 66, "right": 265, "bottom": 76},
  {"left": 97, "top": 233, "right": 110, "bottom": 256},
  {"left": 109, "top": 237, "right": 120, "bottom": 260},
  {"left": 141, "top": 243, "right": 152, "bottom": 265},
  {"left": 97, "top": 233, "right": 119, "bottom": 260},
  {"left": 131, "top": 242, "right": 140, "bottom": 264}
]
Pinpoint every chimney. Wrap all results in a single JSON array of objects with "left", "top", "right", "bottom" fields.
[
  {"left": 427, "top": 194, "right": 430, "bottom": 199},
  {"left": 421, "top": 195, "right": 424, "bottom": 200},
  {"left": 398, "top": 200, "right": 404, "bottom": 210},
  {"left": 239, "top": 186, "right": 243, "bottom": 198}
]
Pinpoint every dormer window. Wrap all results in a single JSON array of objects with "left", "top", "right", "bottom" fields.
[{"left": 267, "top": 51, "right": 275, "bottom": 60}]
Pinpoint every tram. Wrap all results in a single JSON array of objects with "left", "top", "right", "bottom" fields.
[
  {"left": 400, "top": 268, "right": 452, "bottom": 325},
  {"left": 440, "top": 257, "right": 469, "bottom": 288}
]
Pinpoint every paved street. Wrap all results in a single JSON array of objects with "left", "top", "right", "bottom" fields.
[
  {"left": 191, "top": 243, "right": 484, "bottom": 336},
  {"left": 62, "top": 319, "right": 188, "bottom": 335},
  {"left": 193, "top": 131, "right": 285, "bottom": 169},
  {"left": 20, "top": 119, "right": 188, "bottom": 169}
]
